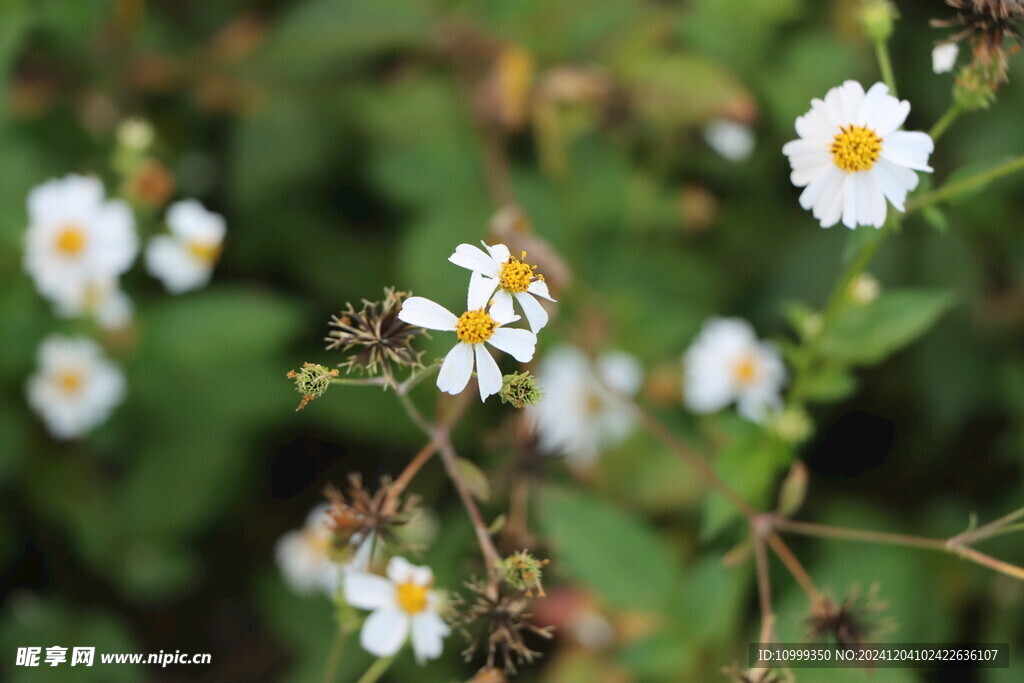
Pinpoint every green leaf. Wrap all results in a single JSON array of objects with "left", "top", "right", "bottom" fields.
[
  {"left": 534, "top": 486, "right": 683, "bottom": 612},
  {"left": 820, "top": 289, "right": 955, "bottom": 366},
  {"left": 454, "top": 457, "right": 490, "bottom": 502},
  {"left": 799, "top": 364, "right": 857, "bottom": 403}
]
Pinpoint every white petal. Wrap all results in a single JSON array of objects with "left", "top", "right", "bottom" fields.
[
  {"left": 487, "top": 328, "right": 536, "bottom": 363},
  {"left": 871, "top": 159, "right": 914, "bottom": 211},
  {"left": 474, "top": 343, "right": 502, "bottom": 401},
  {"left": 881, "top": 131, "right": 934, "bottom": 172},
  {"left": 861, "top": 172, "right": 887, "bottom": 227},
  {"left": 387, "top": 557, "right": 416, "bottom": 583},
  {"left": 515, "top": 291, "right": 549, "bottom": 332},
  {"left": 437, "top": 343, "right": 474, "bottom": 395},
  {"left": 360, "top": 608, "right": 409, "bottom": 657},
  {"left": 483, "top": 242, "right": 511, "bottom": 263},
  {"left": 398, "top": 297, "right": 458, "bottom": 331},
  {"left": 489, "top": 288, "right": 515, "bottom": 323},
  {"left": 527, "top": 279, "right": 555, "bottom": 301},
  {"left": 932, "top": 43, "right": 958, "bottom": 74},
  {"left": 816, "top": 174, "right": 846, "bottom": 228},
  {"left": 344, "top": 573, "right": 396, "bottom": 610},
  {"left": 468, "top": 271, "right": 498, "bottom": 311},
  {"left": 841, "top": 173, "right": 859, "bottom": 229},
  {"left": 837, "top": 80, "right": 866, "bottom": 122},
  {"left": 794, "top": 104, "right": 836, "bottom": 141},
  {"left": 799, "top": 165, "right": 842, "bottom": 211},
  {"left": 449, "top": 243, "right": 500, "bottom": 277},
  {"left": 411, "top": 612, "right": 450, "bottom": 663},
  {"left": 870, "top": 98, "right": 911, "bottom": 137},
  {"left": 857, "top": 82, "right": 890, "bottom": 126}
]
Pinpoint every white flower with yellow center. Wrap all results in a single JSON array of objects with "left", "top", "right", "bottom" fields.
[
  {"left": 397, "top": 290, "right": 536, "bottom": 401},
  {"left": 448, "top": 242, "right": 556, "bottom": 332},
  {"left": 782, "top": 81, "right": 933, "bottom": 229},
  {"left": 23, "top": 175, "right": 137, "bottom": 310},
  {"left": 344, "top": 557, "right": 449, "bottom": 663},
  {"left": 274, "top": 503, "right": 339, "bottom": 597},
  {"left": 146, "top": 200, "right": 225, "bottom": 293},
  {"left": 683, "top": 318, "right": 786, "bottom": 423},
  {"left": 529, "top": 345, "right": 643, "bottom": 466},
  {"left": 26, "top": 335, "right": 126, "bottom": 440}
]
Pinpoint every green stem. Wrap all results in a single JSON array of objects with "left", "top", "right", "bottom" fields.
[
  {"left": 320, "top": 625, "right": 348, "bottom": 683},
  {"left": 874, "top": 39, "right": 897, "bottom": 96},
  {"left": 907, "top": 155, "right": 1024, "bottom": 214},
  {"left": 928, "top": 103, "right": 962, "bottom": 141},
  {"left": 355, "top": 655, "right": 396, "bottom": 683}
]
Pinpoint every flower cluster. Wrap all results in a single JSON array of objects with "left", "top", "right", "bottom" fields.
[
  {"left": 397, "top": 242, "right": 557, "bottom": 401},
  {"left": 23, "top": 121, "right": 228, "bottom": 439}
]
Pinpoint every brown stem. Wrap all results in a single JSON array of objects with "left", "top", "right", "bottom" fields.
[
  {"left": 752, "top": 532, "right": 777, "bottom": 650},
  {"left": 952, "top": 546, "right": 1024, "bottom": 582},
  {"left": 387, "top": 440, "right": 438, "bottom": 501},
  {"left": 948, "top": 507, "right": 1024, "bottom": 547},
  {"left": 764, "top": 531, "right": 823, "bottom": 602}
]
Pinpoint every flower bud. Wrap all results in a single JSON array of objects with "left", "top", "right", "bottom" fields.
[
  {"left": 498, "top": 371, "right": 543, "bottom": 409},
  {"left": 286, "top": 362, "right": 338, "bottom": 411}
]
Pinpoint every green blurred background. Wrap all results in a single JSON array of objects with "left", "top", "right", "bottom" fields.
[{"left": 1, "top": 0, "right": 1023, "bottom": 680}]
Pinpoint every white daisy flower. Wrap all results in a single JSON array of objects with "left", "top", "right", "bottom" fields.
[
  {"left": 704, "top": 119, "right": 755, "bottom": 162},
  {"left": 683, "top": 318, "right": 786, "bottom": 423},
  {"left": 932, "top": 43, "right": 959, "bottom": 74},
  {"left": 146, "top": 200, "right": 226, "bottom": 294},
  {"left": 782, "top": 81, "right": 934, "bottom": 229},
  {"left": 274, "top": 503, "right": 339, "bottom": 597},
  {"left": 448, "top": 241, "right": 556, "bottom": 333},
  {"left": 26, "top": 335, "right": 126, "bottom": 440},
  {"left": 397, "top": 290, "right": 537, "bottom": 401},
  {"left": 23, "top": 175, "right": 137, "bottom": 310},
  {"left": 529, "top": 345, "right": 643, "bottom": 466},
  {"left": 52, "top": 276, "right": 134, "bottom": 331},
  {"left": 343, "top": 557, "right": 450, "bottom": 663}
]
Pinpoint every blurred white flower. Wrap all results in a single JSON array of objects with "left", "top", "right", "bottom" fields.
[
  {"left": 529, "top": 345, "right": 643, "bottom": 466},
  {"left": 932, "top": 43, "right": 959, "bottom": 74},
  {"left": 398, "top": 292, "right": 536, "bottom": 401},
  {"left": 684, "top": 318, "right": 786, "bottom": 423},
  {"left": 704, "top": 119, "right": 755, "bottom": 161},
  {"left": 26, "top": 335, "right": 126, "bottom": 440},
  {"left": 344, "top": 557, "right": 449, "bottom": 663},
  {"left": 52, "top": 277, "right": 134, "bottom": 331},
  {"left": 782, "top": 81, "right": 933, "bottom": 229},
  {"left": 146, "top": 200, "right": 225, "bottom": 293},
  {"left": 448, "top": 242, "right": 556, "bottom": 332},
  {"left": 275, "top": 503, "right": 339, "bottom": 597},
  {"left": 24, "top": 175, "right": 137, "bottom": 312}
]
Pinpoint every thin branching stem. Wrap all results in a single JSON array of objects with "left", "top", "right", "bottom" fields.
[{"left": 906, "top": 155, "right": 1024, "bottom": 214}]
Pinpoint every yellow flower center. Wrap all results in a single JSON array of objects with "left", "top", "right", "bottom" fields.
[
  {"left": 55, "top": 369, "right": 84, "bottom": 395},
  {"left": 456, "top": 309, "right": 497, "bottom": 344},
  {"left": 396, "top": 581, "right": 429, "bottom": 615},
  {"left": 830, "top": 125, "right": 882, "bottom": 173},
  {"left": 187, "top": 240, "right": 222, "bottom": 264},
  {"left": 732, "top": 354, "right": 760, "bottom": 386},
  {"left": 498, "top": 252, "right": 541, "bottom": 294},
  {"left": 54, "top": 223, "right": 87, "bottom": 257}
]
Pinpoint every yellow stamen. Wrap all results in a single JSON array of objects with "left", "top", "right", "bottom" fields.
[
  {"left": 830, "top": 125, "right": 882, "bottom": 173},
  {"left": 498, "top": 251, "right": 542, "bottom": 294},
  {"left": 456, "top": 309, "right": 497, "bottom": 344},
  {"left": 54, "top": 224, "right": 87, "bottom": 257},
  {"left": 187, "top": 240, "right": 221, "bottom": 264},
  {"left": 732, "top": 355, "right": 760, "bottom": 386},
  {"left": 55, "top": 370, "right": 84, "bottom": 395},
  {"left": 396, "top": 581, "right": 429, "bottom": 615}
]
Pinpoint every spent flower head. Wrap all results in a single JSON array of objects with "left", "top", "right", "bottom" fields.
[
  {"left": 498, "top": 371, "right": 544, "bottom": 409},
  {"left": 286, "top": 362, "right": 338, "bottom": 411},
  {"left": 326, "top": 287, "right": 425, "bottom": 389},
  {"left": 324, "top": 473, "right": 419, "bottom": 551},
  {"left": 454, "top": 579, "right": 554, "bottom": 674},
  {"left": 933, "top": 0, "right": 1024, "bottom": 86},
  {"left": 808, "top": 584, "right": 893, "bottom": 648}
]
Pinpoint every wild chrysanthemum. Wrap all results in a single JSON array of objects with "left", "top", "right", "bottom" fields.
[
  {"left": 933, "top": 0, "right": 1024, "bottom": 84},
  {"left": 398, "top": 292, "right": 536, "bottom": 401},
  {"left": 683, "top": 318, "right": 786, "bottom": 423},
  {"left": 344, "top": 557, "right": 450, "bottom": 663},
  {"left": 275, "top": 503, "right": 340, "bottom": 597},
  {"left": 528, "top": 345, "right": 643, "bottom": 466},
  {"left": 146, "top": 200, "right": 225, "bottom": 293},
  {"left": 23, "top": 175, "right": 137, "bottom": 312},
  {"left": 782, "top": 81, "right": 933, "bottom": 229},
  {"left": 448, "top": 242, "right": 556, "bottom": 333},
  {"left": 325, "top": 288, "right": 425, "bottom": 388},
  {"left": 26, "top": 335, "right": 126, "bottom": 440}
]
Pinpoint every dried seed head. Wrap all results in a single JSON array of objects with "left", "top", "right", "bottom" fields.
[
  {"left": 454, "top": 579, "right": 554, "bottom": 674},
  {"left": 325, "top": 288, "right": 425, "bottom": 389},
  {"left": 323, "top": 473, "right": 419, "bottom": 550},
  {"left": 286, "top": 362, "right": 338, "bottom": 411},
  {"left": 807, "top": 584, "right": 893, "bottom": 647}
]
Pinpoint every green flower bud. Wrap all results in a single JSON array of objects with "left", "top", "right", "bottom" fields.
[
  {"left": 499, "top": 550, "right": 549, "bottom": 596},
  {"left": 859, "top": 0, "right": 898, "bottom": 43},
  {"left": 286, "top": 362, "right": 338, "bottom": 411},
  {"left": 498, "top": 371, "right": 543, "bottom": 409}
]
